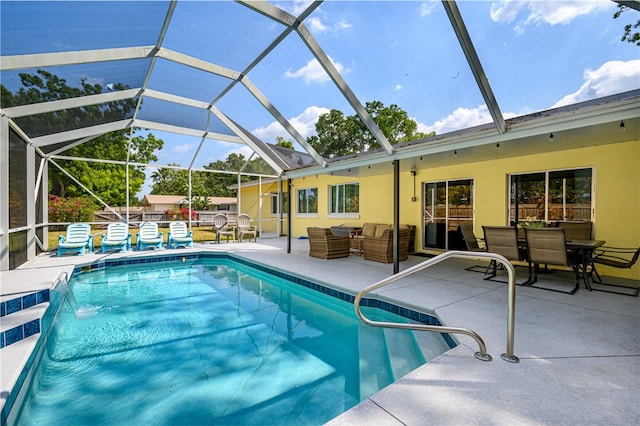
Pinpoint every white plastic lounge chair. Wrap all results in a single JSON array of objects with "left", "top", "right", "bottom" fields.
[
  {"left": 57, "top": 223, "right": 93, "bottom": 256},
  {"left": 237, "top": 214, "right": 257, "bottom": 242},
  {"left": 212, "top": 214, "right": 235, "bottom": 243},
  {"left": 167, "top": 221, "right": 193, "bottom": 249},
  {"left": 136, "top": 222, "right": 163, "bottom": 250},
  {"left": 101, "top": 222, "right": 131, "bottom": 253}
]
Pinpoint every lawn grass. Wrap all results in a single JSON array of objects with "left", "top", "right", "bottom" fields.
[{"left": 48, "top": 226, "right": 225, "bottom": 250}]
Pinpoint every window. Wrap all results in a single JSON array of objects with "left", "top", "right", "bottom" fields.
[
  {"left": 329, "top": 183, "right": 359, "bottom": 215},
  {"left": 297, "top": 188, "right": 318, "bottom": 215},
  {"left": 510, "top": 168, "right": 593, "bottom": 225}
]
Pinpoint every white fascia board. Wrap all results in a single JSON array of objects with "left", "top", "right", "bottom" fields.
[
  {"left": 2, "top": 89, "right": 141, "bottom": 118},
  {"left": 133, "top": 119, "right": 243, "bottom": 143},
  {"left": 0, "top": 46, "right": 154, "bottom": 71},
  {"left": 284, "top": 94, "right": 640, "bottom": 178},
  {"left": 31, "top": 120, "right": 130, "bottom": 147}
]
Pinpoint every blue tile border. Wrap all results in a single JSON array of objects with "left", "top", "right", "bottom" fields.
[{"left": 1, "top": 289, "right": 50, "bottom": 318}]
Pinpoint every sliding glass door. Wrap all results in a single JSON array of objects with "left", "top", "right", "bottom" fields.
[{"left": 423, "top": 179, "right": 474, "bottom": 250}]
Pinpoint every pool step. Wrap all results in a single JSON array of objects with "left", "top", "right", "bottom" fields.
[
  {"left": 0, "top": 290, "right": 50, "bottom": 349},
  {"left": 383, "top": 328, "right": 424, "bottom": 380}
]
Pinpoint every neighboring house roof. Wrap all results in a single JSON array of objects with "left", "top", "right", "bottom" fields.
[{"left": 142, "top": 195, "right": 237, "bottom": 205}]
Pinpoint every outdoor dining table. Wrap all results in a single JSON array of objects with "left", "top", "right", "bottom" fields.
[
  {"left": 566, "top": 239, "right": 606, "bottom": 290},
  {"left": 517, "top": 238, "right": 605, "bottom": 292}
]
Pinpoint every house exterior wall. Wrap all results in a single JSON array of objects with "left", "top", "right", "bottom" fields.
[
  {"left": 238, "top": 181, "right": 284, "bottom": 235},
  {"left": 239, "top": 140, "right": 639, "bottom": 279}
]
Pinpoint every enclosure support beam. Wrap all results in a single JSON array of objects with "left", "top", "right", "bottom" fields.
[
  {"left": 0, "top": 116, "right": 9, "bottom": 270},
  {"left": 26, "top": 143, "right": 36, "bottom": 262}
]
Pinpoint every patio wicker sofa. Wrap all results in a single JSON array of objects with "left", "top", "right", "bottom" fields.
[{"left": 354, "top": 223, "right": 412, "bottom": 263}]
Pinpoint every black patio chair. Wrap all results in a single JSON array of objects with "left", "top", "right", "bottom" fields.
[{"left": 585, "top": 246, "right": 640, "bottom": 296}]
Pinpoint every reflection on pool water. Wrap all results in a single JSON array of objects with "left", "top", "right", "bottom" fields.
[{"left": 11, "top": 257, "right": 453, "bottom": 425}]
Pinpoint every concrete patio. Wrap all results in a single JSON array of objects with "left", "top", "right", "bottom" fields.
[{"left": 1, "top": 237, "right": 638, "bottom": 425}]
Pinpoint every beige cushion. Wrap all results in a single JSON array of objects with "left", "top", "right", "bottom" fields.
[
  {"left": 361, "top": 223, "right": 377, "bottom": 237},
  {"left": 375, "top": 224, "right": 390, "bottom": 238}
]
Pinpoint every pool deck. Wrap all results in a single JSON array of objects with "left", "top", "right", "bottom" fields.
[{"left": 1, "top": 238, "right": 638, "bottom": 425}]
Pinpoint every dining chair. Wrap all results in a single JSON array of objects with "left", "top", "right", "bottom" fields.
[
  {"left": 585, "top": 246, "right": 640, "bottom": 296},
  {"left": 524, "top": 227, "right": 582, "bottom": 294},
  {"left": 459, "top": 223, "right": 487, "bottom": 273},
  {"left": 558, "top": 221, "right": 592, "bottom": 240},
  {"left": 482, "top": 226, "right": 526, "bottom": 283}
]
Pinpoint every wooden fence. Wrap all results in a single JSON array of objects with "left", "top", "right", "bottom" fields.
[{"left": 90, "top": 210, "right": 237, "bottom": 229}]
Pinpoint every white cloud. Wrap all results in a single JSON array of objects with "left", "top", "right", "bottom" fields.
[
  {"left": 491, "top": 0, "right": 612, "bottom": 29},
  {"left": 253, "top": 106, "right": 331, "bottom": 142},
  {"left": 285, "top": 56, "right": 346, "bottom": 84},
  {"left": 553, "top": 59, "right": 640, "bottom": 108},
  {"left": 285, "top": 0, "right": 314, "bottom": 17},
  {"left": 419, "top": 106, "right": 518, "bottom": 135},
  {"left": 394, "top": 84, "right": 403, "bottom": 91},
  {"left": 307, "top": 16, "right": 327, "bottom": 32},
  {"left": 172, "top": 143, "right": 193, "bottom": 154},
  {"left": 419, "top": 105, "right": 494, "bottom": 135},
  {"left": 419, "top": 1, "right": 439, "bottom": 17},
  {"left": 490, "top": 0, "right": 526, "bottom": 24}
]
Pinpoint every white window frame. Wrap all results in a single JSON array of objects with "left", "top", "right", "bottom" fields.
[
  {"left": 296, "top": 187, "right": 318, "bottom": 218},
  {"left": 328, "top": 182, "right": 359, "bottom": 219}
]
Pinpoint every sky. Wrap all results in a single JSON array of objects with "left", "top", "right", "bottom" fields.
[
  {"left": 1, "top": 1, "right": 639, "bottom": 197},
  {"left": 148, "top": 0, "right": 639, "bottom": 174}
]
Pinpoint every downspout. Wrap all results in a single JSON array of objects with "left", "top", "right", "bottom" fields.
[
  {"left": 393, "top": 160, "right": 400, "bottom": 274},
  {"left": 287, "top": 178, "right": 292, "bottom": 254},
  {"left": 125, "top": 130, "right": 132, "bottom": 226},
  {"left": 188, "top": 170, "right": 192, "bottom": 229}
]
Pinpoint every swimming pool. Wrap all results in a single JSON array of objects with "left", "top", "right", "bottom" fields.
[{"left": 8, "top": 255, "right": 454, "bottom": 425}]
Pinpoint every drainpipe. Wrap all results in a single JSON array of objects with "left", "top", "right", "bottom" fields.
[
  {"left": 393, "top": 160, "right": 400, "bottom": 274},
  {"left": 287, "top": 177, "right": 292, "bottom": 254}
]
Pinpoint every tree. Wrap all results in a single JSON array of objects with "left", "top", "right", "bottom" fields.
[
  {"left": 274, "top": 136, "right": 294, "bottom": 149},
  {"left": 1, "top": 69, "right": 164, "bottom": 205},
  {"left": 307, "top": 101, "right": 433, "bottom": 158},
  {"left": 150, "top": 164, "right": 191, "bottom": 195},
  {"left": 614, "top": 4, "right": 640, "bottom": 46}
]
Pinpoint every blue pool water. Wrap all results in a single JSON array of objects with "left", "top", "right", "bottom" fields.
[{"left": 11, "top": 257, "right": 452, "bottom": 425}]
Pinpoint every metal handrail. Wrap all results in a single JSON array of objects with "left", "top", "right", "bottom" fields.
[{"left": 354, "top": 250, "right": 519, "bottom": 363}]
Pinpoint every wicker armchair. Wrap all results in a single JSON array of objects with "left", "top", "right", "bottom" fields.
[
  {"left": 363, "top": 227, "right": 410, "bottom": 263},
  {"left": 307, "top": 227, "right": 350, "bottom": 260}
]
